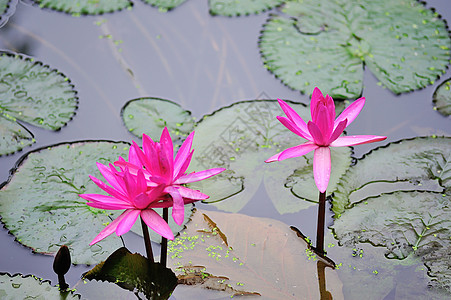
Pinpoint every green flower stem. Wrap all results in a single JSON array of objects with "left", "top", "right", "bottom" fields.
[
  {"left": 160, "top": 207, "right": 168, "bottom": 267},
  {"left": 141, "top": 217, "right": 154, "bottom": 263},
  {"left": 316, "top": 191, "right": 326, "bottom": 256}
]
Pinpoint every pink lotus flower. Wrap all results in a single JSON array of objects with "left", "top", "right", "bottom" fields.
[
  {"left": 79, "top": 164, "right": 174, "bottom": 245},
  {"left": 116, "top": 127, "right": 226, "bottom": 226},
  {"left": 266, "top": 87, "right": 386, "bottom": 193}
]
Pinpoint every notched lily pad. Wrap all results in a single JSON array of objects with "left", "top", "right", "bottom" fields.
[
  {"left": 0, "top": 52, "right": 78, "bottom": 155},
  {"left": 141, "top": 0, "right": 186, "bottom": 11},
  {"left": 83, "top": 247, "right": 177, "bottom": 300},
  {"left": 209, "top": 0, "right": 285, "bottom": 17},
  {"left": 188, "top": 100, "right": 351, "bottom": 214},
  {"left": 332, "top": 136, "right": 450, "bottom": 215},
  {"left": 433, "top": 78, "right": 451, "bottom": 116},
  {"left": 0, "top": 273, "right": 80, "bottom": 299},
  {"left": 169, "top": 209, "right": 344, "bottom": 299},
  {"left": 29, "top": 0, "right": 133, "bottom": 16},
  {"left": 121, "top": 97, "right": 195, "bottom": 140},
  {"left": 333, "top": 191, "right": 451, "bottom": 294},
  {"left": 0, "top": 0, "right": 17, "bottom": 28},
  {"left": 259, "top": 0, "right": 450, "bottom": 99}
]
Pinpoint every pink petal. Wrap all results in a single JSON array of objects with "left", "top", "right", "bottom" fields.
[
  {"left": 277, "top": 99, "right": 312, "bottom": 140},
  {"left": 174, "top": 168, "right": 226, "bottom": 184},
  {"left": 310, "top": 87, "right": 324, "bottom": 120},
  {"left": 141, "top": 136, "right": 159, "bottom": 175},
  {"left": 97, "top": 163, "right": 126, "bottom": 195},
  {"left": 128, "top": 143, "right": 141, "bottom": 167},
  {"left": 330, "top": 135, "right": 387, "bottom": 147},
  {"left": 174, "top": 131, "right": 194, "bottom": 178},
  {"left": 313, "top": 147, "right": 331, "bottom": 193},
  {"left": 277, "top": 116, "right": 313, "bottom": 141},
  {"left": 159, "top": 127, "right": 174, "bottom": 177},
  {"left": 115, "top": 209, "right": 141, "bottom": 236},
  {"left": 334, "top": 97, "right": 365, "bottom": 130},
  {"left": 89, "top": 210, "right": 129, "bottom": 245},
  {"left": 325, "top": 94, "right": 336, "bottom": 122},
  {"left": 314, "top": 105, "right": 333, "bottom": 141},
  {"left": 177, "top": 186, "right": 209, "bottom": 200},
  {"left": 275, "top": 142, "right": 319, "bottom": 161},
  {"left": 166, "top": 186, "right": 184, "bottom": 225},
  {"left": 133, "top": 193, "right": 150, "bottom": 210},
  {"left": 141, "top": 209, "right": 174, "bottom": 240},
  {"left": 174, "top": 151, "right": 193, "bottom": 181},
  {"left": 89, "top": 175, "right": 127, "bottom": 202},
  {"left": 328, "top": 119, "right": 347, "bottom": 144},
  {"left": 81, "top": 194, "right": 134, "bottom": 210},
  {"left": 307, "top": 121, "right": 326, "bottom": 145}
]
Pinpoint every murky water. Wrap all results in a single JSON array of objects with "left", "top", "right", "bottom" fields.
[{"left": 0, "top": 0, "right": 450, "bottom": 299}]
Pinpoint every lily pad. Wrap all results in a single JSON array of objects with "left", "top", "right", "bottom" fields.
[
  {"left": 121, "top": 97, "right": 195, "bottom": 140},
  {"left": 0, "top": 117, "right": 35, "bottom": 156},
  {"left": 29, "top": 0, "right": 133, "bottom": 16},
  {"left": 168, "top": 209, "right": 344, "bottom": 299},
  {"left": 433, "top": 78, "right": 451, "bottom": 116},
  {"left": 332, "top": 191, "right": 451, "bottom": 295},
  {"left": 83, "top": 247, "right": 178, "bottom": 300},
  {"left": 209, "top": 0, "right": 285, "bottom": 17},
  {"left": 332, "top": 136, "right": 450, "bottom": 215},
  {"left": 0, "top": 273, "right": 80, "bottom": 299},
  {"left": 188, "top": 100, "right": 351, "bottom": 214},
  {"left": 0, "top": 140, "right": 191, "bottom": 264},
  {"left": 259, "top": 0, "right": 450, "bottom": 99},
  {"left": 0, "top": 0, "right": 17, "bottom": 28},
  {"left": 0, "top": 53, "right": 78, "bottom": 155},
  {"left": 141, "top": 0, "right": 186, "bottom": 11}
]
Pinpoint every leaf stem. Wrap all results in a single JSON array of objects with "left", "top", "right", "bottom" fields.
[
  {"left": 160, "top": 207, "right": 168, "bottom": 267},
  {"left": 141, "top": 217, "right": 154, "bottom": 263},
  {"left": 316, "top": 191, "right": 326, "bottom": 256}
]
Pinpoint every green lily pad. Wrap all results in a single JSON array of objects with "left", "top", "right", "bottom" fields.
[
  {"left": 188, "top": 100, "right": 351, "bottom": 214},
  {"left": 168, "top": 209, "right": 344, "bottom": 298},
  {"left": 0, "top": 141, "right": 192, "bottom": 264},
  {"left": 83, "top": 247, "right": 178, "bottom": 300},
  {"left": 0, "top": 0, "right": 17, "bottom": 28},
  {"left": 332, "top": 136, "right": 450, "bottom": 215},
  {"left": 332, "top": 191, "right": 451, "bottom": 295},
  {"left": 0, "top": 53, "right": 78, "bottom": 155},
  {"left": 29, "top": 0, "right": 133, "bottom": 16},
  {"left": 259, "top": 0, "right": 450, "bottom": 99},
  {"left": 0, "top": 117, "right": 35, "bottom": 156},
  {"left": 209, "top": 0, "right": 285, "bottom": 17},
  {"left": 121, "top": 97, "right": 195, "bottom": 140},
  {"left": 141, "top": 0, "right": 186, "bottom": 11},
  {"left": 433, "top": 78, "right": 451, "bottom": 116},
  {"left": 0, "top": 273, "right": 80, "bottom": 299}
]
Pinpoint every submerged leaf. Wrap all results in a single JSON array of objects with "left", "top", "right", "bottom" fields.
[
  {"left": 0, "top": 273, "right": 80, "bottom": 299},
  {"left": 121, "top": 97, "right": 194, "bottom": 140},
  {"left": 29, "top": 0, "right": 133, "bottom": 15},
  {"left": 83, "top": 247, "right": 177, "bottom": 300},
  {"left": 332, "top": 191, "right": 451, "bottom": 295},
  {"left": 433, "top": 78, "right": 451, "bottom": 116},
  {"left": 209, "top": 0, "right": 285, "bottom": 16},
  {"left": 0, "top": 141, "right": 191, "bottom": 264},
  {"left": 332, "top": 136, "right": 450, "bottom": 215},
  {"left": 259, "top": 0, "right": 450, "bottom": 99},
  {"left": 169, "top": 209, "right": 344, "bottom": 299},
  {"left": 188, "top": 100, "right": 351, "bottom": 214}
]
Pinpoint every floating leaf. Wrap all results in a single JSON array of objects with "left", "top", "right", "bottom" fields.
[
  {"left": 0, "top": 273, "right": 80, "bottom": 299},
  {"left": 83, "top": 247, "right": 178, "bottom": 300},
  {"left": 0, "top": 141, "right": 191, "bottom": 264},
  {"left": 29, "top": 0, "right": 133, "bottom": 16},
  {"left": 0, "top": 52, "right": 78, "bottom": 155},
  {"left": 433, "top": 78, "right": 451, "bottom": 116},
  {"left": 209, "top": 0, "right": 285, "bottom": 17},
  {"left": 169, "top": 209, "right": 344, "bottom": 299},
  {"left": 121, "top": 97, "right": 195, "bottom": 140},
  {"left": 141, "top": 0, "right": 186, "bottom": 11},
  {"left": 0, "top": 117, "right": 34, "bottom": 156},
  {"left": 0, "top": 0, "right": 17, "bottom": 28},
  {"left": 332, "top": 191, "right": 451, "bottom": 295},
  {"left": 332, "top": 136, "right": 450, "bottom": 215},
  {"left": 188, "top": 100, "right": 351, "bottom": 214},
  {"left": 259, "top": 0, "right": 450, "bottom": 99}
]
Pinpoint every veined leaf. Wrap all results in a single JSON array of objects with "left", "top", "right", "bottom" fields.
[
  {"left": 433, "top": 78, "right": 451, "bottom": 116},
  {"left": 29, "top": 0, "right": 133, "bottom": 16}
]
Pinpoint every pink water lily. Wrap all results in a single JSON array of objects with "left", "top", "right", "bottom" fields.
[
  {"left": 79, "top": 164, "right": 174, "bottom": 245},
  {"left": 266, "top": 87, "right": 386, "bottom": 193},
  {"left": 115, "top": 127, "right": 226, "bottom": 226}
]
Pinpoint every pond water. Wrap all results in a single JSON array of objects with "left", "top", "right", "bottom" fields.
[{"left": 0, "top": 0, "right": 450, "bottom": 299}]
